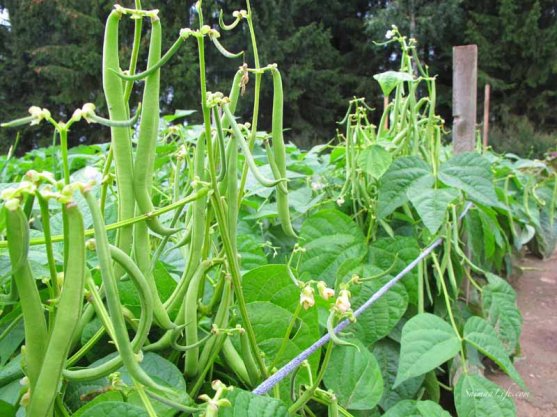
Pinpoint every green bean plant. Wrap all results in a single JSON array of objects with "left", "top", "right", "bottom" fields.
[{"left": 0, "top": 6, "right": 556, "bottom": 417}]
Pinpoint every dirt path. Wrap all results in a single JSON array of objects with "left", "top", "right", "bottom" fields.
[{"left": 487, "top": 252, "right": 557, "bottom": 417}]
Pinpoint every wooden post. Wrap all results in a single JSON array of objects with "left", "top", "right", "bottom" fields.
[
  {"left": 482, "top": 84, "right": 491, "bottom": 151},
  {"left": 452, "top": 45, "right": 478, "bottom": 153}
]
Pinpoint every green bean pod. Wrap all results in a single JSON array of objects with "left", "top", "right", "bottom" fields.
[
  {"left": 27, "top": 203, "right": 86, "bottom": 417},
  {"left": 220, "top": 69, "right": 243, "bottom": 132},
  {"left": 133, "top": 16, "right": 177, "bottom": 236},
  {"left": 184, "top": 261, "right": 212, "bottom": 377},
  {"left": 81, "top": 189, "right": 166, "bottom": 393},
  {"left": 103, "top": 9, "right": 135, "bottom": 261},
  {"left": 270, "top": 68, "right": 296, "bottom": 237},
  {"left": 198, "top": 274, "right": 232, "bottom": 371},
  {"left": 164, "top": 133, "right": 208, "bottom": 313},
  {"left": 240, "top": 327, "right": 260, "bottom": 385},
  {"left": 222, "top": 104, "right": 283, "bottom": 188},
  {"left": 5, "top": 204, "right": 48, "bottom": 392},
  {"left": 221, "top": 337, "right": 250, "bottom": 385},
  {"left": 115, "top": 35, "right": 186, "bottom": 82},
  {"left": 108, "top": 243, "right": 154, "bottom": 348},
  {"left": 210, "top": 36, "right": 244, "bottom": 59},
  {"left": 225, "top": 127, "right": 238, "bottom": 250},
  {"left": 134, "top": 221, "right": 175, "bottom": 330},
  {"left": 86, "top": 103, "right": 141, "bottom": 127},
  {"left": 213, "top": 107, "right": 228, "bottom": 183}
]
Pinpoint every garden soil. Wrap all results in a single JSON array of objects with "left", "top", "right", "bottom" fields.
[{"left": 486, "top": 251, "right": 557, "bottom": 417}]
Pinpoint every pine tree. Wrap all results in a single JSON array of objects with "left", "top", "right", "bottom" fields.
[{"left": 464, "top": 0, "right": 557, "bottom": 129}]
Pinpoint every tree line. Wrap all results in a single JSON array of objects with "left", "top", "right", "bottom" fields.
[{"left": 0, "top": 0, "right": 555, "bottom": 155}]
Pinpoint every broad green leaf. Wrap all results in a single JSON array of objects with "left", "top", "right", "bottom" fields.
[
  {"left": 65, "top": 353, "right": 189, "bottom": 413},
  {"left": 528, "top": 207, "right": 557, "bottom": 259},
  {"left": 394, "top": 313, "right": 461, "bottom": 387},
  {"left": 482, "top": 274, "right": 522, "bottom": 355},
  {"left": 243, "top": 265, "right": 319, "bottom": 332},
  {"left": 477, "top": 210, "right": 496, "bottom": 259},
  {"left": 298, "top": 209, "right": 366, "bottom": 286},
  {"left": 351, "top": 272, "right": 408, "bottom": 347},
  {"left": 422, "top": 371, "right": 440, "bottom": 403},
  {"left": 415, "top": 400, "right": 452, "bottom": 417},
  {"left": 438, "top": 153, "right": 501, "bottom": 208},
  {"left": 463, "top": 317, "right": 525, "bottom": 389},
  {"left": 222, "top": 388, "right": 288, "bottom": 417},
  {"left": 372, "top": 339, "right": 424, "bottom": 410},
  {"left": 368, "top": 237, "right": 421, "bottom": 305},
  {"left": 73, "top": 392, "right": 124, "bottom": 417},
  {"left": 0, "top": 355, "right": 23, "bottom": 387},
  {"left": 152, "top": 262, "right": 178, "bottom": 303},
  {"left": 243, "top": 265, "right": 320, "bottom": 400},
  {"left": 383, "top": 400, "right": 451, "bottom": 417},
  {"left": 455, "top": 374, "right": 515, "bottom": 417},
  {"left": 245, "top": 302, "right": 317, "bottom": 368},
  {"left": 118, "top": 263, "right": 177, "bottom": 318},
  {"left": 0, "top": 309, "right": 24, "bottom": 366},
  {"left": 0, "top": 380, "right": 20, "bottom": 407},
  {"left": 357, "top": 145, "right": 392, "bottom": 179},
  {"left": 323, "top": 340, "right": 384, "bottom": 410},
  {"left": 287, "top": 186, "right": 324, "bottom": 214},
  {"left": 124, "top": 354, "right": 191, "bottom": 417},
  {"left": 237, "top": 234, "right": 267, "bottom": 273},
  {"left": 382, "top": 400, "right": 420, "bottom": 417},
  {"left": 162, "top": 109, "right": 196, "bottom": 122},
  {"left": 0, "top": 400, "right": 15, "bottom": 417},
  {"left": 373, "top": 71, "right": 414, "bottom": 96},
  {"left": 79, "top": 402, "right": 148, "bottom": 417},
  {"left": 407, "top": 188, "right": 460, "bottom": 234},
  {"left": 378, "top": 156, "right": 434, "bottom": 219}
]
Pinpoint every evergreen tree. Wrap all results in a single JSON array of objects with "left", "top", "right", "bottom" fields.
[
  {"left": 464, "top": 0, "right": 557, "bottom": 129},
  {"left": 0, "top": 0, "right": 112, "bottom": 150}
]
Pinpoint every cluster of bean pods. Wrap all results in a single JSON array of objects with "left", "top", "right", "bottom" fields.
[{"left": 0, "top": 1, "right": 296, "bottom": 415}]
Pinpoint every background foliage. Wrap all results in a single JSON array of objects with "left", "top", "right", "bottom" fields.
[{"left": 0, "top": 0, "right": 556, "bottom": 155}]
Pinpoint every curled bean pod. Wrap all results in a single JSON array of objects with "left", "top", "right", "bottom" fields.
[
  {"left": 218, "top": 9, "right": 242, "bottom": 31},
  {"left": 210, "top": 35, "right": 244, "bottom": 59},
  {"left": 222, "top": 104, "right": 284, "bottom": 188},
  {"left": 81, "top": 189, "right": 167, "bottom": 393},
  {"left": 171, "top": 330, "right": 212, "bottom": 352},
  {"left": 103, "top": 9, "right": 135, "bottom": 262},
  {"left": 107, "top": 243, "right": 154, "bottom": 348},
  {"left": 133, "top": 16, "right": 177, "bottom": 236},
  {"left": 270, "top": 67, "right": 296, "bottom": 237},
  {"left": 114, "top": 35, "right": 186, "bottom": 82},
  {"left": 27, "top": 202, "right": 86, "bottom": 417},
  {"left": 5, "top": 203, "right": 48, "bottom": 392},
  {"left": 85, "top": 103, "right": 141, "bottom": 127}
]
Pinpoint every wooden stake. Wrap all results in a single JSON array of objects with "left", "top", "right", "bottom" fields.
[{"left": 452, "top": 45, "right": 478, "bottom": 153}]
